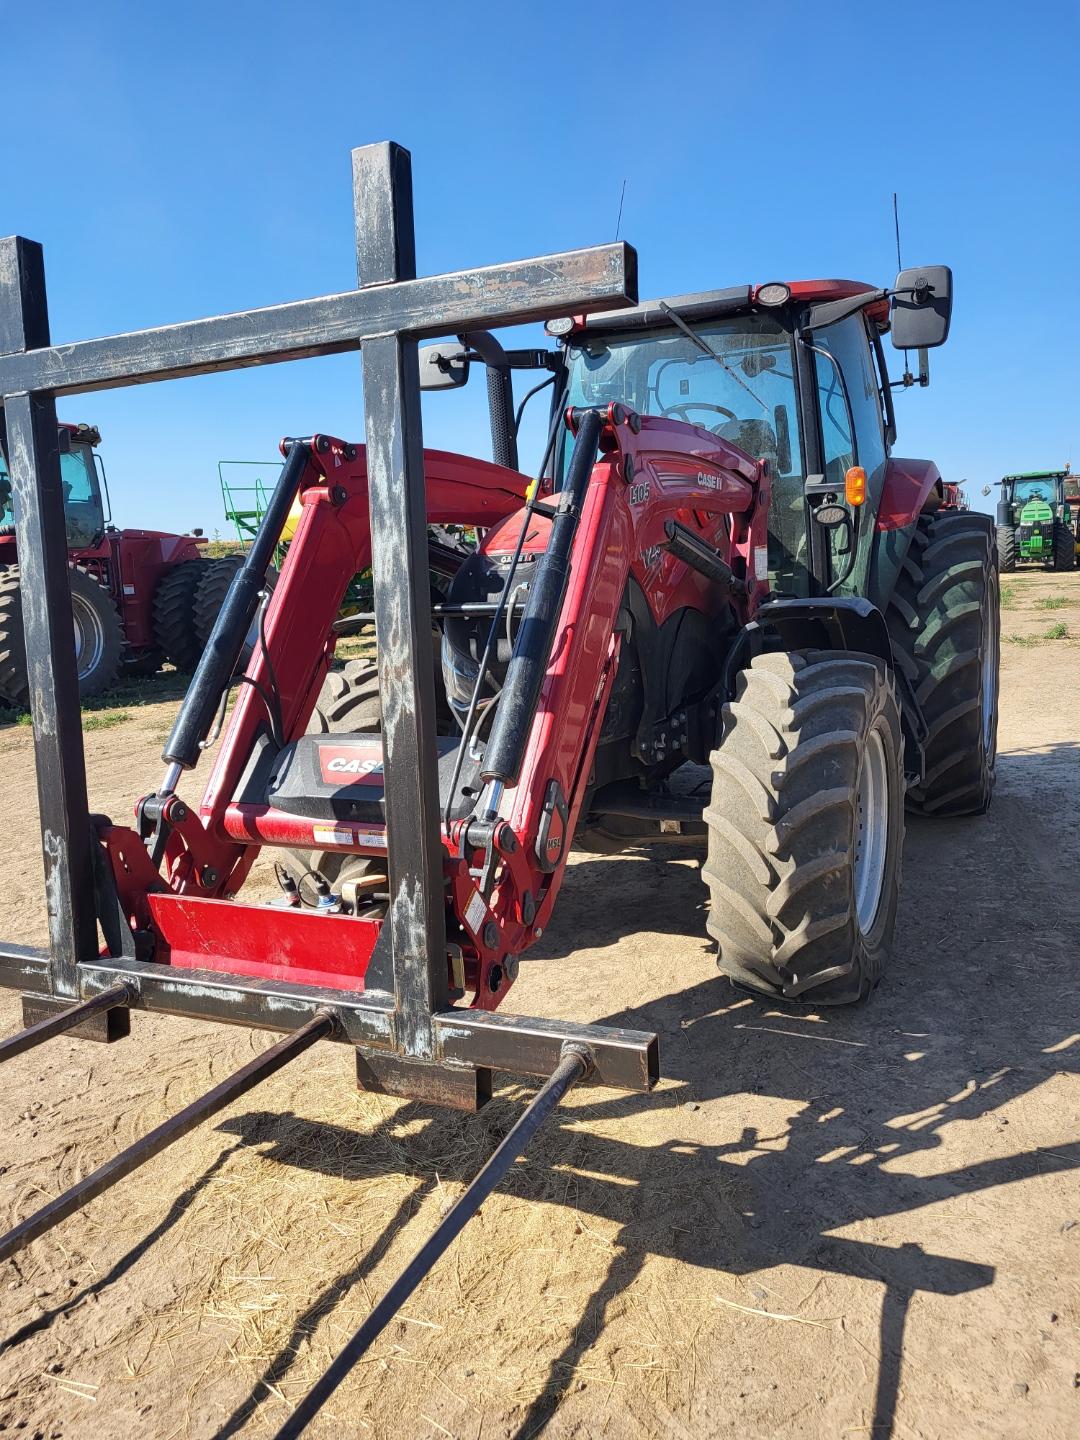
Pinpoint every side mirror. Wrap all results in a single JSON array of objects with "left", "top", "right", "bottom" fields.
[
  {"left": 418, "top": 342, "right": 470, "bottom": 391},
  {"left": 57, "top": 427, "right": 72, "bottom": 454},
  {"left": 981, "top": 484, "right": 992, "bottom": 496},
  {"left": 890, "top": 266, "right": 952, "bottom": 350}
]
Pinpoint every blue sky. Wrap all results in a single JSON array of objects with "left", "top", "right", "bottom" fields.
[{"left": 3, "top": 1, "right": 1077, "bottom": 532}]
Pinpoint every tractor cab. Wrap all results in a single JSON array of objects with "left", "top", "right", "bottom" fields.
[
  {"left": 0, "top": 421, "right": 109, "bottom": 551},
  {"left": 421, "top": 267, "right": 953, "bottom": 605}
]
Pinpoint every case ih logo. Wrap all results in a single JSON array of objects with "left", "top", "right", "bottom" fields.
[{"left": 319, "top": 746, "right": 384, "bottom": 785}]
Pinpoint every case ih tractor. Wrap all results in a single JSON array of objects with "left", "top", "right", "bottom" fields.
[
  {"left": 278, "top": 267, "right": 998, "bottom": 1004},
  {"left": 0, "top": 144, "right": 999, "bottom": 1424},
  {"left": 994, "top": 469, "right": 1076, "bottom": 571},
  {"left": 0, "top": 419, "right": 240, "bottom": 703}
]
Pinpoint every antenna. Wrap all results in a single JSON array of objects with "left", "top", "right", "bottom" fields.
[
  {"left": 615, "top": 178, "right": 628, "bottom": 241},
  {"left": 892, "top": 192, "right": 918, "bottom": 386}
]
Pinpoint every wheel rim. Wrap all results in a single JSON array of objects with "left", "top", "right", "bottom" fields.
[
  {"left": 71, "top": 592, "right": 105, "bottom": 681},
  {"left": 982, "top": 572, "right": 999, "bottom": 752},
  {"left": 854, "top": 725, "right": 889, "bottom": 934}
]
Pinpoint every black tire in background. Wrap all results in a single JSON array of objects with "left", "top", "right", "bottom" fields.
[
  {"left": 704, "top": 649, "right": 904, "bottom": 1006},
  {"left": 1051, "top": 520, "right": 1076, "bottom": 571},
  {"left": 886, "top": 510, "right": 998, "bottom": 816},
  {"left": 193, "top": 554, "right": 245, "bottom": 645},
  {"left": 995, "top": 525, "right": 1016, "bottom": 572},
  {"left": 0, "top": 563, "right": 123, "bottom": 707},
  {"left": 151, "top": 558, "right": 210, "bottom": 671}
]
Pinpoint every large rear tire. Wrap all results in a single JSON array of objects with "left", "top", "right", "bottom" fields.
[
  {"left": 995, "top": 525, "right": 1016, "bottom": 572},
  {"left": 152, "top": 559, "right": 210, "bottom": 671},
  {"left": 704, "top": 650, "right": 904, "bottom": 1006},
  {"left": 1051, "top": 520, "right": 1075, "bottom": 571},
  {"left": 886, "top": 511, "right": 998, "bottom": 816},
  {"left": 0, "top": 564, "right": 123, "bottom": 707}
]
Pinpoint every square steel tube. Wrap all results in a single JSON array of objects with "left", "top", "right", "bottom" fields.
[{"left": 0, "top": 946, "right": 657, "bottom": 1092}]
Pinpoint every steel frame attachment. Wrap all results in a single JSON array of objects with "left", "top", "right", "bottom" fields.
[{"left": 0, "top": 141, "right": 656, "bottom": 1093}]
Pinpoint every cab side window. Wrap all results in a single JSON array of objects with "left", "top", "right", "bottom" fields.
[
  {"left": 814, "top": 349, "right": 854, "bottom": 486},
  {"left": 813, "top": 316, "right": 887, "bottom": 484}
]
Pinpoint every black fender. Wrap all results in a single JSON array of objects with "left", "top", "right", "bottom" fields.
[
  {"left": 721, "top": 596, "right": 926, "bottom": 783},
  {"left": 752, "top": 596, "right": 894, "bottom": 665}
]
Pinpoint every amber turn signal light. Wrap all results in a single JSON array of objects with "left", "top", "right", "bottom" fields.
[{"left": 845, "top": 466, "right": 867, "bottom": 506}]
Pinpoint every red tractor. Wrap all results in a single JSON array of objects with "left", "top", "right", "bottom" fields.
[
  {"left": 89, "top": 265, "right": 997, "bottom": 1012},
  {"left": 0, "top": 420, "right": 230, "bottom": 705}
]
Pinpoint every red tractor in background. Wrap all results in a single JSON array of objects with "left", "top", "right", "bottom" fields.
[
  {"left": 0, "top": 420, "right": 233, "bottom": 705},
  {"left": 939, "top": 479, "right": 969, "bottom": 510}
]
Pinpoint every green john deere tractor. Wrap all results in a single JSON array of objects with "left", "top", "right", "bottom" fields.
[{"left": 995, "top": 470, "right": 1076, "bottom": 571}]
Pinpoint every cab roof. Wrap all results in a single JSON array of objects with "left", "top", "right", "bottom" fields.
[
  {"left": 576, "top": 279, "right": 887, "bottom": 336},
  {"left": 1001, "top": 470, "right": 1069, "bottom": 482}
]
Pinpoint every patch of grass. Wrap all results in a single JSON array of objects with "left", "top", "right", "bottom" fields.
[
  {"left": 1000, "top": 585, "right": 1016, "bottom": 609},
  {"left": 82, "top": 709, "right": 130, "bottom": 731},
  {"left": 1044, "top": 622, "right": 1069, "bottom": 640},
  {"left": 15, "top": 711, "right": 33, "bottom": 726},
  {"left": 1035, "top": 595, "right": 1069, "bottom": 610},
  {"left": 1005, "top": 633, "right": 1039, "bottom": 647}
]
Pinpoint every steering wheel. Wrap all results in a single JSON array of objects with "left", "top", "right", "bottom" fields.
[{"left": 663, "top": 402, "right": 737, "bottom": 425}]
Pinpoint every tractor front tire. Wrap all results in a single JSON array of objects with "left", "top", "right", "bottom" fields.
[
  {"left": 704, "top": 650, "right": 904, "bottom": 1006},
  {"left": 152, "top": 559, "right": 210, "bottom": 672},
  {"left": 1051, "top": 521, "right": 1075, "bottom": 571},
  {"left": 886, "top": 511, "right": 998, "bottom": 816},
  {"left": 995, "top": 525, "right": 1016, "bottom": 572},
  {"left": 0, "top": 564, "right": 123, "bottom": 707}
]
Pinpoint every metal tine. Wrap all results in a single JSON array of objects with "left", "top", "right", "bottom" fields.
[
  {"left": 272, "top": 1043, "right": 591, "bottom": 1440},
  {"left": 0, "top": 982, "right": 132, "bottom": 1065},
  {"left": 0, "top": 1010, "right": 335, "bottom": 1265}
]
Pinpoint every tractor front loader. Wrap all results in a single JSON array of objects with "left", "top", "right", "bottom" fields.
[{"left": 0, "top": 143, "right": 998, "bottom": 1430}]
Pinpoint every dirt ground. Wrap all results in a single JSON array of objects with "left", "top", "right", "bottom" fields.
[{"left": 0, "top": 569, "right": 1076, "bottom": 1440}]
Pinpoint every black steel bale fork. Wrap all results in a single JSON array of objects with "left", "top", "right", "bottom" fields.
[{"left": 0, "top": 142, "right": 656, "bottom": 1427}]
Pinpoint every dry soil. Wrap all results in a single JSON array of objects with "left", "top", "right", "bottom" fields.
[{"left": 0, "top": 569, "right": 1076, "bottom": 1439}]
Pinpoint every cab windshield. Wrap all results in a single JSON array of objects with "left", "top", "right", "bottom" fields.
[
  {"left": 560, "top": 313, "right": 807, "bottom": 588},
  {"left": 1011, "top": 478, "right": 1057, "bottom": 506}
]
